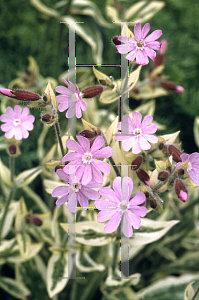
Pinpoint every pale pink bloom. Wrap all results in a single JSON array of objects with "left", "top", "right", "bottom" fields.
[
  {"left": 0, "top": 105, "right": 35, "bottom": 140},
  {"left": 56, "top": 78, "right": 87, "bottom": 118},
  {"left": 116, "top": 22, "right": 162, "bottom": 65},
  {"left": 52, "top": 169, "right": 101, "bottom": 212},
  {"left": 62, "top": 135, "right": 113, "bottom": 185},
  {"left": 176, "top": 153, "right": 199, "bottom": 184},
  {"left": 95, "top": 177, "right": 147, "bottom": 237},
  {"left": 115, "top": 111, "right": 158, "bottom": 154}
]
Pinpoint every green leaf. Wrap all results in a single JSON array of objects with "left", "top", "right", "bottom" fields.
[
  {"left": 15, "top": 197, "right": 27, "bottom": 232},
  {"left": 30, "top": 0, "right": 59, "bottom": 17},
  {"left": 184, "top": 281, "right": 195, "bottom": 300},
  {"left": 7, "top": 242, "right": 43, "bottom": 263},
  {"left": 129, "top": 66, "right": 142, "bottom": 90},
  {"left": 0, "top": 201, "right": 18, "bottom": 239},
  {"left": 76, "top": 251, "right": 105, "bottom": 273},
  {"left": 46, "top": 253, "right": 70, "bottom": 298},
  {"left": 16, "top": 233, "right": 32, "bottom": 260},
  {"left": 0, "top": 276, "right": 31, "bottom": 299},
  {"left": 193, "top": 116, "right": 199, "bottom": 149},
  {"left": 0, "top": 238, "right": 16, "bottom": 265},
  {"left": 100, "top": 88, "right": 120, "bottom": 104},
  {"left": 61, "top": 221, "right": 116, "bottom": 246},
  {"left": 15, "top": 166, "right": 42, "bottom": 188},
  {"left": 0, "top": 158, "right": 12, "bottom": 187}
]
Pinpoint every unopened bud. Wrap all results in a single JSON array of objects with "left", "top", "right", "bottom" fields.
[
  {"left": 168, "top": 145, "right": 182, "bottom": 163},
  {"left": 25, "top": 214, "right": 43, "bottom": 226},
  {"left": 81, "top": 86, "right": 104, "bottom": 98},
  {"left": 79, "top": 130, "right": 96, "bottom": 139},
  {"left": 154, "top": 40, "right": 167, "bottom": 68},
  {"left": 160, "top": 81, "right": 184, "bottom": 93},
  {"left": 158, "top": 170, "right": 169, "bottom": 181},
  {"left": 131, "top": 87, "right": 140, "bottom": 94},
  {"left": 55, "top": 165, "right": 63, "bottom": 172},
  {"left": 41, "top": 113, "right": 52, "bottom": 123},
  {"left": 8, "top": 144, "right": 17, "bottom": 155},
  {"left": 131, "top": 156, "right": 143, "bottom": 170},
  {"left": 32, "top": 217, "right": 43, "bottom": 226},
  {"left": 149, "top": 196, "right": 157, "bottom": 209},
  {"left": 112, "top": 36, "right": 121, "bottom": 46},
  {"left": 0, "top": 88, "right": 41, "bottom": 101},
  {"left": 175, "top": 178, "right": 188, "bottom": 202},
  {"left": 136, "top": 169, "right": 150, "bottom": 186}
]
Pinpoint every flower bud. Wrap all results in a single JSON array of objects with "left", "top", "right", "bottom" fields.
[
  {"left": 131, "top": 87, "right": 140, "bottom": 94},
  {"left": 25, "top": 214, "right": 43, "bottom": 226},
  {"left": 79, "top": 130, "right": 96, "bottom": 139},
  {"left": 32, "top": 217, "right": 43, "bottom": 226},
  {"left": 160, "top": 81, "right": 184, "bottom": 93},
  {"left": 112, "top": 36, "right": 121, "bottom": 46},
  {"left": 136, "top": 169, "right": 150, "bottom": 186},
  {"left": 168, "top": 145, "right": 182, "bottom": 163},
  {"left": 55, "top": 165, "right": 63, "bottom": 172},
  {"left": 41, "top": 113, "right": 52, "bottom": 123},
  {"left": 131, "top": 156, "right": 143, "bottom": 170},
  {"left": 154, "top": 40, "right": 167, "bottom": 68},
  {"left": 158, "top": 170, "right": 169, "bottom": 181},
  {"left": 8, "top": 144, "right": 17, "bottom": 155},
  {"left": 149, "top": 196, "right": 157, "bottom": 209},
  {"left": 174, "top": 178, "right": 188, "bottom": 202},
  {"left": 0, "top": 88, "right": 41, "bottom": 101},
  {"left": 81, "top": 86, "right": 104, "bottom": 98}
]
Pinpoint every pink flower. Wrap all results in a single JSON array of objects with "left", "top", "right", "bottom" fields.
[
  {"left": 55, "top": 79, "right": 87, "bottom": 118},
  {"left": 116, "top": 22, "right": 162, "bottom": 65},
  {"left": 95, "top": 177, "right": 147, "bottom": 237},
  {"left": 176, "top": 153, "right": 199, "bottom": 184},
  {"left": 52, "top": 169, "right": 101, "bottom": 212},
  {"left": 115, "top": 111, "right": 158, "bottom": 154},
  {"left": 0, "top": 105, "right": 35, "bottom": 140},
  {"left": 62, "top": 135, "right": 113, "bottom": 185}
]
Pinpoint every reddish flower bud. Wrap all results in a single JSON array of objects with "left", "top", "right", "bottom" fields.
[
  {"left": 160, "top": 81, "right": 184, "bottom": 93},
  {"left": 131, "top": 87, "right": 140, "bottom": 94},
  {"left": 112, "top": 36, "right": 121, "bottom": 46},
  {"left": 149, "top": 196, "right": 157, "bottom": 209},
  {"left": 154, "top": 40, "right": 167, "bottom": 68},
  {"left": 158, "top": 170, "right": 170, "bottom": 181},
  {"left": 41, "top": 113, "right": 52, "bottom": 123},
  {"left": 175, "top": 178, "right": 188, "bottom": 202},
  {"left": 25, "top": 214, "right": 43, "bottom": 226},
  {"left": 168, "top": 145, "right": 182, "bottom": 163},
  {"left": 177, "top": 168, "right": 184, "bottom": 177},
  {"left": 131, "top": 156, "right": 143, "bottom": 170},
  {"left": 81, "top": 86, "right": 104, "bottom": 98},
  {"left": 79, "top": 130, "right": 96, "bottom": 139},
  {"left": 136, "top": 169, "right": 150, "bottom": 186},
  {"left": 55, "top": 165, "right": 63, "bottom": 172},
  {"left": 8, "top": 144, "right": 17, "bottom": 155},
  {"left": 0, "top": 88, "right": 41, "bottom": 101},
  {"left": 32, "top": 217, "right": 43, "bottom": 226}
]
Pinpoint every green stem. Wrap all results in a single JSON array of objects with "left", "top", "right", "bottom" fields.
[
  {"left": 191, "top": 285, "right": 199, "bottom": 300},
  {"left": 9, "top": 155, "right": 15, "bottom": 183},
  {"left": 54, "top": 120, "right": 65, "bottom": 157},
  {"left": 0, "top": 186, "right": 16, "bottom": 244},
  {"left": 112, "top": 224, "right": 121, "bottom": 271},
  {"left": 109, "top": 156, "right": 121, "bottom": 177}
]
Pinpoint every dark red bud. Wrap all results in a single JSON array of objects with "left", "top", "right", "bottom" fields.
[
  {"left": 8, "top": 144, "right": 17, "bottom": 155},
  {"left": 32, "top": 217, "right": 43, "bottom": 226},
  {"left": 175, "top": 179, "right": 188, "bottom": 202},
  {"left": 168, "top": 145, "right": 182, "bottom": 163},
  {"left": 81, "top": 86, "right": 104, "bottom": 98},
  {"left": 131, "top": 156, "right": 143, "bottom": 170},
  {"left": 41, "top": 113, "right": 52, "bottom": 123},
  {"left": 79, "top": 130, "right": 96, "bottom": 139},
  {"left": 112, "top": 36, "right": 121, "bottom": 46},
  {"left": 160, "top": 81, "right": 184, "bottom": 93},
  {"left": 25, "top": 216, "right": 31, "bottom": 224},
  {"left": 159, "top": 142, "right": 165, "bottom": 150},
  {"left": 154, "top": 40, "right": 167, "bottom": 68},
  {"left": 131, "top": 87, "right": 140, "bottom": 94},
  {"left": 136, "top": 169, "right": 150, "bottom": 186},
  {"left": 99, "top": 79, "right": 108, "bottom": 86},
  {"left": 0, "top": 88, "right": 41, "bottom": 101},
  {"left": 158, "top": 170, "right": 170, "bottom": 181},
  {"left": 177, "top": 168, "right": 185, "bottom": 177},
  {"left": 149, "top": 197, "right": 157, "bottom": 209},
  {"left": 55, "top": 165, "right": 63, "bottom": 172}
]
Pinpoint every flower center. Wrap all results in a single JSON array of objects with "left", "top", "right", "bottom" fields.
[
  {"left": 72, "top": 182, "right": 81, "bottom": 192},
  {"left": 136, "top": 39, "right": 145, "bottom": 49},
  {"left": 120, "top": 200, "right": 129, "bottom": 213},
  {"left": 82, "top": 152, "right": 92, "bottom": 164},
  {"left": 133, "top": 128, "right": 142, "bottom": 136},
  {"left": 13, "top": 119, "right": 21, "bottom": 127},
  {"left": 72, "top": 92, "right": 79, "bottom": 102}
]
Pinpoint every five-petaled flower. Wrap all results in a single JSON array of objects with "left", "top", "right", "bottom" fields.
[
  {"left": 0, "top": 105, "right": 35, "bottom": 140},
  {"left": 55, "top": 78, "right": 87, "bottom": 118},
  {"left": 52, "top": 169, "right": 101, "bottom": 213},
  {"left": 115, "top": 111, "right": 158, "bottom": 154},
  {"left": 116, "top": 22, "right": 162, "bottom": 65},
  {"left": 62, "top": 135, "right": 113, "bottom": 185},
  {"left": 95, "top": 177, "right": 147, "bottom": 237},
  {"left": 176, "top": 153, "right": 199, "bottom": 185}
]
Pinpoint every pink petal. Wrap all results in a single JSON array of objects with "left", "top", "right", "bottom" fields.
[
  {"left": 5, "top": 107, "right": 14, "bottom": 117},
  {"left": 136, "top": 49, "right": 149, "bottom": 65},
  {"left": 116, "top": 44, "right": 129, "bottom": 55},
  {"left": 141, "top": 115, "right": 153, "bottom": 128},
  {"left": 129, "top": 192, "right": 146, "bottom": 206},
  {"left": 74, "top": 165, "right": 85, "bottom": 182},
  {"left": 143, "top": 134, "right": 158, "bottom": 144},
  {"left": 81, "top": 187, "right": 100, "bottom": 200},
  {"left": 95, "top": 199, "right": 118, "bottom": 209},
  {"left": 125, "top": 50, "right": 137, "bottom": 62},
  {"left": 128, "top": 211, "right": 141, "bottom": 229},
  {"left": 14, "top": 127, "right": 22, "bottom": 140},
  {"left": 141, "top": 23, "right": 150, "bottom": 39},
  {"left": 99, "top": 186, "right": 119, "bottom": 203},
  {"left": 63, "top": 163, "right": 81, "bottom": 174},
  {"left": 1, "top": 123, "right": 13, "bottom": 132},
  {"left": 131, "top": 206, "right": 147, "bottom": 218},
  {"left": 67, "top": 192, "right": 77, "bottom": 212},
  {"left": 132, "top": 138, "right": 142, "bottom": 154},
  {"left": 81, "top": 164, "right": 92, "bottom": 185},
  {"left": 86, "top": 181, "right": 102, "bottom": 188},
  {"left": 132, "top": 111, "right": 142, "bottom": 127},
  {"left": 62, "top": 152, "right": 81, "bottom": 161},
  {"left": 92, "top": 159, "right": 110, "bottom": 175},
  {"left": 52, "top": 185, "right": 69, "bottom": 197},
  {"left": 180, "top": 154, "right": 189, "bottom": 162},
  {"left": 97, "top": 210, "right": 117, "bottom": 222},
  {"left": 113, "top": 177, "right": 122, "bottom": 200},
  {"left": 134, "top": 22, "right": 142, "bottom": 40},
  {"left": 58, "top": 102, "right": 69, "bottom": 112},
  {"left": 22, "top": 120, "right": 34, "bottom": 131},
  {"left": 92, "top": 147, "right": 113, "bottom": 158},
  {"left": 56, "top": 195, "right": 68, "bottom": 205},
  {"left": 104, "top": 211, "right": 121, "bottom": 233},
  {"left": 0, "top": 115, "right": 12, "bottom": 122},
  {"left": 66, "top": 139, "right": 84, "bottom": 154},
  {"left": 77, "top": 192, "right": 88, "bottom": 210},
  {"left": 56, "top": 94, "right": 69, "bottom": 103},
  {"left": 21, "top": 107, "right": 30, "bottom": 118},
  {"left": 68, "top": 81, "right": 76, "bottom": 93},
  {"left": 144, "top": 47, "right": 156, "bottom": 61},
  {"left": 91, "top": 164, "right": 103, "bottom": 183},
  {"left": 76, "top": 102, "right": 82, "bottom": 119},
  {"left": 5, "top": 128, "right": 15, "bottom": 139},
  {"left": 14, "top": 105, "right": 22, "bottom": 116},
  {"left": 189, "top": 153, "right": 199, "bottom": 163},
  {"left": 188, "top": 170, "right": 199, "bottom": 184},
  {"left": 145, "top": 30, "right": 162, "bottom": 42},
  {"left": 80, "top": 99, "right": 87, "bottom": 111},
  {"left": 121, "top": 177, "right": 133, "bottom": 201},
  {"left": 20, "top": 127, "right": 29, "bottom": 139},
  {"left": 76, "top": 135, "right": 90, "bottom": 152},
  {"left": 143, "top": 124, "right": 157, "bottom": 134},
  {"left": 56, "top": 169, "right": 69, "bottom": 182},
  {"left": 91, "top": 136, "right": 105, "bottom": 152},
  {"left": 66, "top": 105, "right": 76, "bottom": 118},
  {"left": 146, "top": 41, "right": 161, "bottom": 50},
  {"left": 122, "top": 138, "right": 134, "bottom": 152},
  {"left": 122, "top": 212, "right": 133, "bottom": 237},
  {"left": 55, "top": 85, "right": 69, "bottom": 94},
  {"left": 139, "top": 136, "right": 151, "bottom": 150}
]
